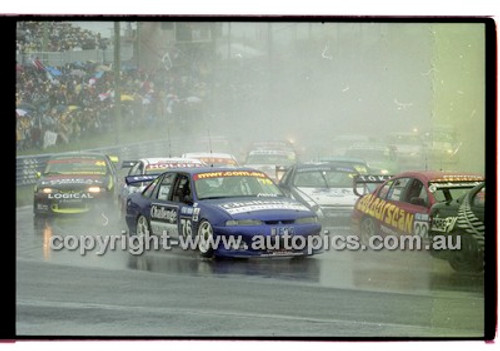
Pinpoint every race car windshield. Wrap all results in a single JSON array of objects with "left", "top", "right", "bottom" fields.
[
  {"left": 195, "top": 175, "right": 283, "bottom": 200},
  {"left": 44, "top": 157, "right": 108, "bottom": 175},
  {"left": 429, "top": 182, "right": 481, "bottom": 203},
  {"left": 294, "top": 170, "right": 356, "bottom": 188},
  {"left": 246, "top": 154, "right": 295, "bottom": 165}
]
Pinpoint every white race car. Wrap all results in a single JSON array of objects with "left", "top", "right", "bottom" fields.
[
  {"left": 278, "top": 162, "right": 361, "bottom": 226},
  {"left": 244, "top": 149, "right": 297, "bottom": 181},
  {"left": 119, "top": 157, "right": 205, "bottom": 214}
]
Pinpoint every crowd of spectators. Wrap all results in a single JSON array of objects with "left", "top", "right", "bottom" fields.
[
  {"left": 16, "top": 22, "right": 209, "bottom": 152},
  {"left": 16, "top": 60, "right": 180, "bottom": 151},
  {"left": 17, "top": 21, "right": 110, "bottom": 54}
]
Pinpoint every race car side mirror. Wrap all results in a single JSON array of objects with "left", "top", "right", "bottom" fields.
[{"left": 183, "top": 194, "right": 194, "bottom": 205}]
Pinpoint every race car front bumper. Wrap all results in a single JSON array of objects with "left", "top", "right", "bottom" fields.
[
  {"left": 318, "top": 206, "right": 355, "bottom": 226},
  {"left": 212, "top": 223, "right": 322, "bottom": 258},
  {"left": 34, "top": 190, "right": 114, "bottom": 216}
]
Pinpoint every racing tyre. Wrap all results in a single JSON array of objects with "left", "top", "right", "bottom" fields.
[
  {"left": 360, "top": 217, "right": 377, "bottom": 247},
  {"left": 447, "top": 232, "right": 484, "bottom": 273},
  {"left": 197, "top": 220, "right": 215, "bottom": 258},
  {"left": 135, "top": 215, "right": 151, "bottom": 237}
]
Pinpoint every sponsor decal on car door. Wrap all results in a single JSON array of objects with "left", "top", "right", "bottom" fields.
[
  {"left": 355, "top": 177, "right": 430, "bottom": 237},
  {"left": 150, "top": 203, "right": 179, "bottom": 237}
]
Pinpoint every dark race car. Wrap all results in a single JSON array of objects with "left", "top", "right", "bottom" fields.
[
  {"left": 125, "top": 167, "right": 322, "bottom": 258},
  {"left": 278, "top": 163, "right": 361, "bottom": 226},
  {"left": 33, "top": 152, "right": 119, "bottom": 219},
  {"left": 351, "top": 171, "right": 484, "bottom": 245},
  {"left": 428, "top": 182, "right": 485, "bottom": 273}
]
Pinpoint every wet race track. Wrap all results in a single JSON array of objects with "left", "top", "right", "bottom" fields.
[{"left": 16, "top": 205, "right": 484, "bottom": 338}]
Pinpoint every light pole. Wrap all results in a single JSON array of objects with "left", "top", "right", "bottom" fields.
[{"left": 114, "top": 22, "right": 121, "bottom": 145}]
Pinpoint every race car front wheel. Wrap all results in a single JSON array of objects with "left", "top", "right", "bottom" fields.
[
  {"left": 197, "top": 220, "right": 215, "bottom": 258},
  {"left": 360, "top": 217, "right": 377, "bottom": 246},
  {"left": 135, "top": 215, "right": 151, "bottom": 237}
]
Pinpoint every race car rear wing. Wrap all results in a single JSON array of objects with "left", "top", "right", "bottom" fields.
[
  {"left": 125, "top": 174, "right": 159, "bottom": 186},
  {"left": 121, "top": 160, "right": 138, "bottom": 169},
  {"left": 353, "top": 174, "right": 394, "bottom": 197}
]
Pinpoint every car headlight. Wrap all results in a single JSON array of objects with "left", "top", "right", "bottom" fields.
[
  {"left": 226, "top": 219, "right": 263, "bottom": 226},
  {"left": 41, "top": 188, "right": 54, "bottom": 194},
  {"left": 88, "top": 186, "right": 102, "bottom": 193},
  {"left": 380, "top": 169, "right": 389, "bottom": 175},
  {"left": 295, "top": 216, "right": 318, "bottom": 224}
]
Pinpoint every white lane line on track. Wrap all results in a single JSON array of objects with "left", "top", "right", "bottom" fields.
[{"left": 16, "top": 298, "right": 477, "bottom": 335}]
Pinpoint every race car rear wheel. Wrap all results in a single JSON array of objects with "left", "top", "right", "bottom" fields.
[
  {"left": 447, "top": 231, "right": 484, "bottom": 273},
  {"left": 197, "top": 220, "right": 214, "bottom": 258},
  {"left": 360, "top": 217, "right": 377, "bottom": 246},
  {"left": 135, "top": 215, "right": 151, "bottom": 237}
]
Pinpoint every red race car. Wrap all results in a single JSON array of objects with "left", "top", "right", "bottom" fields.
[{"left": 351, "top": 171, "right": 484, "bottom": 244}]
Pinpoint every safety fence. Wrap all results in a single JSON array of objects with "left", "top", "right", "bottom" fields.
[{"left": 16, "top": 46, "right": 134, "bottom": 67}]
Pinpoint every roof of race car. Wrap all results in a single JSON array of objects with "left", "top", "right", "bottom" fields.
[
  {"left": 182, "top": 152, "right": 237, "bottom": 159},
  {"left": 248, "top": 149, "right": 296, "bottom": 156},
  {"left": 391, "top": 171, "right": 484, "bottom": 183},
  {"left": 48, "top": 152, "right": 109, "bottom": 160},
  {"left": 139, "top": 157, "right": 204, "bottom": 166},
  {"left": 292, "top": 162, "right": 358, "bottom": 173},
  {"left": 318, "top": 156, "right": 368, "bottom": 164},
  {"left": 161, "top": 166, "right": 268, "bottom": 176}
]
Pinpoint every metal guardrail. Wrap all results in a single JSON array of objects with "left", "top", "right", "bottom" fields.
[
  {"left": 16, "top": 138, "right": 181, "bottom": 187},
  {"left": 16, "top": 46, "right": 134, "bottom": 67}
]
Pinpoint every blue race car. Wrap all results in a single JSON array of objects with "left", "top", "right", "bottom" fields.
[{"left": 125, "top": 167, "right": 322, "bottom": 258}]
